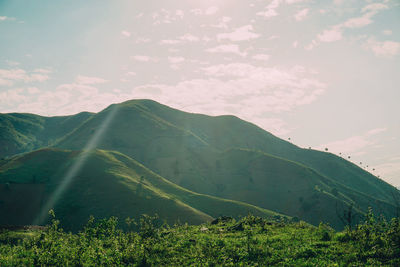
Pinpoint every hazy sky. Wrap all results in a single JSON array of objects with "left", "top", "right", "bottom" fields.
[{"left": 0, "top": 0, "right": 399, "bottom": 187}]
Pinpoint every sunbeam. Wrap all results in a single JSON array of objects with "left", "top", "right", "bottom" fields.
[{"left": 33, "top": 105, "right": 119, "bottom": 225}]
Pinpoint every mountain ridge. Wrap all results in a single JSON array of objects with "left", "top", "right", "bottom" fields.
[{"left": 0, "top": 99, "right": 399, "bottom": 230}]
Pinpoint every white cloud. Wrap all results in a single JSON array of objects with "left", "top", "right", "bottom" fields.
[
  {"left": 373, "top": 157, "right": 400, "bottom": 187},
  {"left": 286, "top": 0, "right": 309, "bottom": 4},
  {"left": 257, "top": 0, "right": 282, "bottom": 18},
  {"left": 205, "top": 6, "right": 219, "bottom": 15},
  {"left": 152, "top": 9, "right": 184, "bottom": 25},
  {"left": 313, "top": 2, "right": 388, "bottom": 47},
  {"left": 0, "top": 68, "right": 51, "bottom": 86},
  {"left": 318, "top": 27, "right": 343, "bottom": 42},
  {"left": 121, "top": 30, "right": 131, "bottom": 37},
  {"left": 160, "top": 39, "right": 181, "bottom": 45},
  {"left": 168, "top": 56, "right": 185, "bottom": 64},
  {"left": 252, "top": 54, "right": 271, "bottom": 61},
  {"left": 160, "top": 34, "right": 200, "bottom": 45},
  {"left": 0, "top": 84, "right": 135, "bottom": 116},
  {"left": 317, "top": 127, "right": 387, "bottom": 156},
  {"left": 180, "top": 34, "right": 200, "bottom": 42},
  {"left": 257, "top": 9, "right": 279, "bottom": 18},
  {"left": 131, "top": 55, "right": 158, "bottom": 62},
  {"left": 0, "top": 89, "right": 29, "bottom": 106},
  {"left": 364, "top": 38, "right": 400, "bottom": 58},
  {"left": 217, "top": 25, "right": 260, "bottom": 42},
  {"left": 175, "top": 9, "right": 184, "bottom": 18},
  {"left": 131, "top": 63, "right": 326, "bottom": 121},
  {"left": 76, "top": 75, "right": 108, "bottom": 85},
  {"left": 211, "top": 16, "right": 232, "bottom": 29},
  {"left": 0, "top": 16, "right": 15, "bottom": 22},
  {"left": 294, "top": 8, "right": 309, "bottom": 21},
  {"left": 27, "top": 87, "right": 40, "bottom": 94},
  {"left": 206, "top": 44, "right": 247, "bottom": 57},
  {"left": 342, "top": 16, "right": 373, "bottom": 28},
  {"left": 362, "top": 3, "right": 388, "bottom": 13},
  {"left": 135, "top": 37, "right": 151, "bottom": 43}
]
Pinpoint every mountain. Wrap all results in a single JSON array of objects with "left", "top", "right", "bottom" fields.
[
  {"left": 0, "top": 112, "right": 93, "bottom": 158},
  {"left": 0, "top": 148, "right": 281, "bottom": 231},
  {"left": 0, "top": 99, "right": 399, "bottom": 230}
]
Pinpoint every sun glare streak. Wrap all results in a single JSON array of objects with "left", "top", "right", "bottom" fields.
[{"left": 33, "top": 105, "right": 119, "bottom": 225}]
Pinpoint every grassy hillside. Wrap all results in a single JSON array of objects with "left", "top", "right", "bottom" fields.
[
  {"left": 1, "top": 99, "right": 399, "bottom": 230},
  {"left": 49, "top": 99, "right": 400, "bottom": 229},
  {"left": 0, "top": 112, "right": 93, "bottom": 158},
  {"left": 148, "top": 147, "right": 398, "bottom": 229},
  {"left": 0, "top": 148, "right": 282, "bottom": 231},
  {"left": 125, "top": 99, "right": 399, "bottom": 205}
]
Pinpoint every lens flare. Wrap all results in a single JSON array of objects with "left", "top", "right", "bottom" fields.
[{"left": 33, "top": 105, "right": 119, "bottom": 225}]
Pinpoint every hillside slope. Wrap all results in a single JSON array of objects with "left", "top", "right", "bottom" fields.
[
  {"left": 1, "top": 99, "right": 399, "bottom": 230},
  {"left": 0, "top": 148, "right": 281, "bottom": 231},
  {"left": 124, "top": 100, "right": 399, "bottom": 205},
  {"left": 0, "top": 112, "right": 93, "bottom": 158}
]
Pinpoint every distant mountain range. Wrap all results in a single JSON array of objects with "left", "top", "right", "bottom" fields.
[{"left": 1, "top": 99, "right": 399, "bottom": 230}]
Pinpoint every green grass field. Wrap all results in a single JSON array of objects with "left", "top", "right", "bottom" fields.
[{"left": 1, "top": 212, "right": 399, "bottom": 266}]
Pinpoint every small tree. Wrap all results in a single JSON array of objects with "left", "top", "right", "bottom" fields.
[{"left": 336, "top": 202, "right": 356, "bottom": 230}]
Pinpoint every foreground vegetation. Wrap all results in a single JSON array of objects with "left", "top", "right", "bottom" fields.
[{"left": 0, "top": 210, "right": 399, "bottom": 266}]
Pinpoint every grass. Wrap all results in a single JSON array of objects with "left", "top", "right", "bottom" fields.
[
  {"left": 0, "top": 148, "right": 284, "bottom": 231},
  {"left": 1, "top": 98, "right": 400, "bottom": 230},
  {"left": 0, "top": 212, "right": 399, "bottom": 266}
]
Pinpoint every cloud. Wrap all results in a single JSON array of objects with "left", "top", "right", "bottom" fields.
[
  {"left": 0, "top": 68, "right": 51, "bottom": 86},
  {"left": 135, "top": 37, "right": 151, "bottom": 43},
  {"left": 152, "top": 9, "right": 184, "bottom": 25},
  {"left": 316, "top": 127, "right": 387, "bottom": 156},
  {"left": 286, "top": 0, "right": 309, "bottom": 4},
  {"left": 131, "top": 55, "right": 158, "bottom": 62},
  {"left": 76, "top": 75, "right": 108, "bottom": 85},
  {"left": 373, "top": 157, "right": 400, "bottom": 187},
  {"left": 0, "top": 84, "right": 134, "bottom": 116},
  {"left": 180, "top": 34, "right": 200, "bottom": 42},
  {"left": 168, "top": 57, "right": 185, "bottom": 64},
  {"left": 294, "top": 8, "right": 309, "bottom": 21},
  {"left": 121, "top": 30, "right": 131, "bottom": 37},
  {"left": 132, "top": 63, "right": 325, "bottom": 123},
  {"left": 257, "top": 0, "right": 281, "bottom": 18},
  {"left": 160, "top": 33, "right": 201, "bottom": 45},
  {"left": 27, "top": 87, "right": 40, "bottom": 94},
  {"left": 206, "top": 44, "right": 247, "bottom": 57},
  {"left": 205, "top": 6, "right": 219, "bottom": 15},
  {"left": 252, "top": 54, "right": 271, "bottom": 61},
  {"left": 312, "top": 2, "right": 388, "bottom": 47},
  {"left": 168, "top": 57, "right": 185, "bottom": 69},
  {"left": 0, "top": 89, "right": 29, "bottom": 106},
  {"left": 217, "top": 25, "right": 260, "bottom": 42},
  {"left": 362, "top": 3, "right": 388, "bottom": 13},
  {"left": 211, "top": 16, "right": 232, "bottom": 29},
  {"left": 318, "top": 27, "right": 343, "bottom": 42},
  {"left": 363, "top": 38, "right": 400, "bottom": 58},
  {"left": 0, "top": 16, "right": 15, "bottom": 22},
  {"left": 257, "top": 9, "right": 278, "bottom": 19}
]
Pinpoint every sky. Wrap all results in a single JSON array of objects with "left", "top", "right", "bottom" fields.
[{"left": 0, "top": 0, "right": 399, "bottom": 187}]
